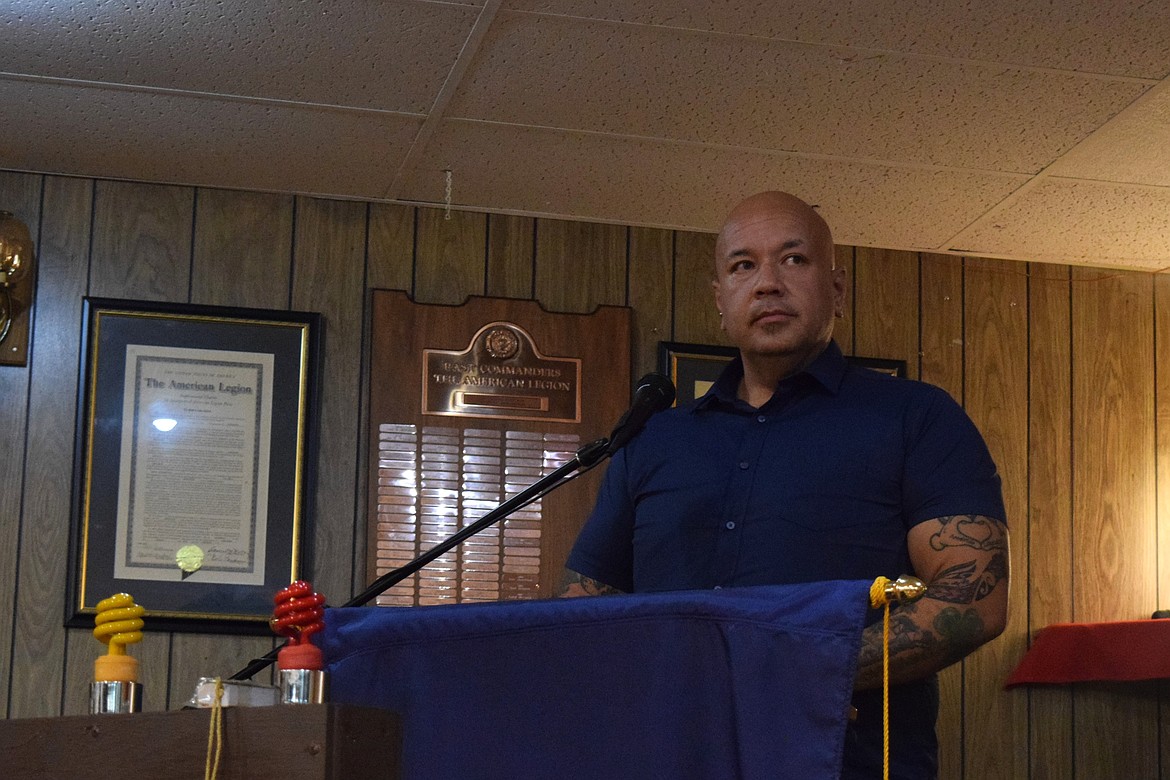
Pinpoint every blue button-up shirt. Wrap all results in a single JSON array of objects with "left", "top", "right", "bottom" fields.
[
  {"left": 569, "top": 340, "right": 1005, "bottom": 595},
  {"left": 568, "top": 341, "right": 1006, "bottom": 779}
]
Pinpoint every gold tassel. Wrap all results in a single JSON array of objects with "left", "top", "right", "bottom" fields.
[{"left": 869, "top": 575, "right": 927, "bottom": 780}]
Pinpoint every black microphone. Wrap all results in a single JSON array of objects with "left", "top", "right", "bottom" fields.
[{"left": 606, "top": 373, "right": 675, "bottom": 455}]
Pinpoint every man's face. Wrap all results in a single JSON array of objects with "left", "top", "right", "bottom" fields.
[{"left": 712, "top": 196, "right": 845, "bottom": 365}]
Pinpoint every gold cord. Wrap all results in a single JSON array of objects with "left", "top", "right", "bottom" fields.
[
  {"left": 204, "top": 677, "right": 225, "bottom": 780},
  {"left": 869, "top": 577, "right": 892, "bottom": 780}
]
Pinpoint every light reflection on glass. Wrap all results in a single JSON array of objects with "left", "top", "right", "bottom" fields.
[
  {"left": 152, "top": 418, "right": 178, "bottom": 432},
  {"left": 375, "top": 423, "right": 579, "bottom": 607}
]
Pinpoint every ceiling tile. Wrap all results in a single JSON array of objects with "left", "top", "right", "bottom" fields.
[
  {"left": 2, "top": 1, "right": 1169, "bottom": 270},
  {"left": 0, "top": 0, "right": 480, "bottom": 113},
  {"left": 398, "top": 119, "right": 1028, "bottom": 250},
  {"left": 1045, "top": 82, "right": 1170, "bottom": 186},
  {"left": 0, "top": 79, "right": 420, "bottom": 199},
  {"left": 947, "top": 178, "right": 1170, "bottom": 270},
  {"left": 449, "top": 12, "right": 1146, "bottom": 173},
  {"left": 505, "top": 0, "right": 1170, "bottom": 78}
]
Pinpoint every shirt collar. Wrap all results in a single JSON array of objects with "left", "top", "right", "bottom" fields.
[{"left": 694, "top": 340, "right": 847, "bottom": 411}]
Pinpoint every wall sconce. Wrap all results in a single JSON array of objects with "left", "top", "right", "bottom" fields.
[{"left": 0, "top": 210, "right": 35, "bottom": 367}]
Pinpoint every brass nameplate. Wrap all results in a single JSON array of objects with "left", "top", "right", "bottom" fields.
[{"left": 423, "top": 322, "right": 581, "bottom": 423}]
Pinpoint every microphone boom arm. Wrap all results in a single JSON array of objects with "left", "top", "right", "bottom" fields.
[
  {"left": 228, "top": 436, "right": 611, "bottom": 681},
  {"left": 229, "top": 372, "right": 672, "bottom": 682}
]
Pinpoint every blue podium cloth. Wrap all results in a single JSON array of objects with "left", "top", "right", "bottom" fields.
[{"left": 321, "top": 580, "right": 871, "bottom": 780}]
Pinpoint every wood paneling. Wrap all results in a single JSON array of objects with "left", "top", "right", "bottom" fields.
[
  {"left": 672, "top": 230, "right": 721, "bottom": 345},
  {"left": 292, "top": 197, "right": 368, "bottom": 604},
  {"left": 89, "top": 181, "right": 193, "bottom": 301},
  {"left": 1027, "top": 263, "right": 1075, "bottom": 780},
  {"left": 0, "top": 171, "right": 42, "bottom": 715},
  {"left": 1158, "top": 274, "right": 1170, "bottom": 778},
  {"left": 535, "top": 219, "right": 626, "bottom": 314},
  {"left": 8, "top": 175, "right": 92, "bottom": 720},
  {"left": 415, "top": 207, "right": 486, "bottom": 305},
  {"left": 1, "top": 169, "right": 1168, "bottom": 778},
  {"left": 191, "top": 189, "right": 294, "bottom": 310},
  {"left": 487, "top": 213, "right": 535, "bottom": 300},
  {"left": 962, "top": 257, "right": 1029, "bottom": 780},
  {"left": 367, "top": 202, "right": 414, "bottom": 293},
  {"left": 919, "top": 252, "right": 965, "bottom": 778},
  {"left": 1159, "top": 275, "right": 1170, "bottom": 612},
  {"left": 1072, "top": 268, "right": 1156, "bottom": 616},
  {"left": 628, "top": 227, "right": 673, "bottom": 378},
  {"left": 853, "top": 247, "right": 919, "bottom": 377},
  {"left": 1072, "top": 267, "right": 1157, "bottom": 777}
]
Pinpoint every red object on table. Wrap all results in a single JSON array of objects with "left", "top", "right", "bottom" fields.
[
  {"left": 272, "top": 580, "right": 325, "bottom": 671},
  {"left": 1005, "top": 619, "right": 1170, "bottom": 688}
]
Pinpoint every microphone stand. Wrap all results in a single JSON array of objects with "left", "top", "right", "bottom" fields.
[{"left": 229, "top": 436, "right": 612, "bottom": 681}]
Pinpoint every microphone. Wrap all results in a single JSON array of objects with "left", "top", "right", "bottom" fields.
[{"left": 606, "top": 373, "right": 675, "bottom": 455}]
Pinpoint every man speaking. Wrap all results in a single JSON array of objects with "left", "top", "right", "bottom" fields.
[{"left": 560, "top": 191, "right": 1009, "bottom": 779}]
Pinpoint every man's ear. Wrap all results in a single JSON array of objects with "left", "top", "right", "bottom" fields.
[{"left": 832, "top": 267, "right": 847, "bottom": 317}]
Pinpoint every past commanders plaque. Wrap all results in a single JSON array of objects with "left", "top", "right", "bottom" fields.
[
  {"left": 423, "top": 322, "right": 581, "bottom": 423},
  {"left": 367, "top": 292, "right": 630, "bottom": 607}
]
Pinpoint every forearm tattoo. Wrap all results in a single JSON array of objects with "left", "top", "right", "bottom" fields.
[
  {"left": 878, "top": 607, "right": 988, "bottom": 668},
  {"left": 556, "top": 569, "right": 624, "bottom": 597},
  {"left": 857, "top": 514, "right": 1008, "bottom": 685}
]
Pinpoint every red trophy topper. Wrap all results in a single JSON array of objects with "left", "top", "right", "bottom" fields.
[{"left": 271, "top": 580, "right": 327, "bottom": 703}]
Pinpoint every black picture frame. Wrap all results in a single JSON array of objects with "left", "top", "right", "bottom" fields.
[
  {"left": 67, "top": 297, "right": 321, "bottom": 634},
  {"left": 658, "top": 341, "right": 907, "bottom": 405}
]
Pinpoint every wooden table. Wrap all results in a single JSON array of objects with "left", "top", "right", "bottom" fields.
[{"left": 0, "top": 703, "right": 401, "bottom": 779}]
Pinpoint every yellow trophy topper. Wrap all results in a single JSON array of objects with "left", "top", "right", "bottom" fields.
[{"left": 93, "top": 593, "right": 145, "bottom": 684}]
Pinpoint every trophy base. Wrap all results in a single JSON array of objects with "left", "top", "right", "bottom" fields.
[
  {"left": 280, "top": 669, "right": 327, "bottom": 704},
  {"left": 90, "top": 681, "right": 142, "bottom": 714}
]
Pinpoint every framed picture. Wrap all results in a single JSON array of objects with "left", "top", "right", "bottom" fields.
[
  {"left": 658, "top": 342, "right": 907, "bottom": 405},
  {"left": 67, "top": 298, "right": 321, "bottom": 634},
  {"left": 658, "top": 342, "right": 739, "bottom": 406}
]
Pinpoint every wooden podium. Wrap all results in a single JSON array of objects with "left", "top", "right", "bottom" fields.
[{"left": 0, "top": 704, "right": 401, "bottom": 779}]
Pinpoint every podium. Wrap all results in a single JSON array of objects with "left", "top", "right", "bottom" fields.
[
  {"left": 0, "top": 704, "right": 401, "bottom": 779},
  {"left": 321, "top": 581, "right": 873, "bottom": 780}
]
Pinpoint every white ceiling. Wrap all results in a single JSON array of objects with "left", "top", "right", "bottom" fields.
[{"left": 3, "top": 0, "right": 1170, "bottom": 271}]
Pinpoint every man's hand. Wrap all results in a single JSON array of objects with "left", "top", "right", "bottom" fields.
[
  {"left": 556, "top": 569, "right": 625, "bottom": 597},
  {"left": 855, "top": 514, "right": 1009, "bottom": 689}
]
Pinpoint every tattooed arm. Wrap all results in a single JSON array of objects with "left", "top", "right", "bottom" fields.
[
  {"left": 854, "top": 514, "right": 1009, "bottom": 690},
  {"left": 556, "top": 568, "right": 626, "bottom": 598}
]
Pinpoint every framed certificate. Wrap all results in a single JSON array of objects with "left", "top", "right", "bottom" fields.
[{"left": 67, "top": 298, "right": 320, "bottom": 633}]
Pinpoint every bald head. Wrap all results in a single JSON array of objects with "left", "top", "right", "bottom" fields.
[{"left": 715, "top": 191, "right": 835, "bottom": 275}]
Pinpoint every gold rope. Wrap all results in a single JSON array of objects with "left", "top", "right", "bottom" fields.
[
  {"left": 869, "top": 577, "right": 892, "bottom": 780},
  {"left": 204, "top": 677, "right": 225, "bottom": 780}
]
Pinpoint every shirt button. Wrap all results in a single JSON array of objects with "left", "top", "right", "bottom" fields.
[
  {"left": 757, "top": 415, "right": 766, "bottom": 423},
  {"left": 725, "top": 521, "right": 736, "bottom": 530},
  {"left": 738, "top": 461, "right": 749, "bottom": 469}
]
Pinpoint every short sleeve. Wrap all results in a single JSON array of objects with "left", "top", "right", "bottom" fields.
[
  {"left": 902, "top": 387, "right": 1007, "bottom": 527},
  {"left": 566, "top": 449, "right": 637, "bottom": 592}
]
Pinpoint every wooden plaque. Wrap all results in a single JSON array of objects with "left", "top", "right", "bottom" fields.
[{"left": 367, "top": 291, "right": 631, "bottom": 605}]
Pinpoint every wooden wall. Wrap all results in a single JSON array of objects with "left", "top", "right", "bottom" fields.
[{"left": 1, "top": 169, "right": 1168, "bottom": 778}]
